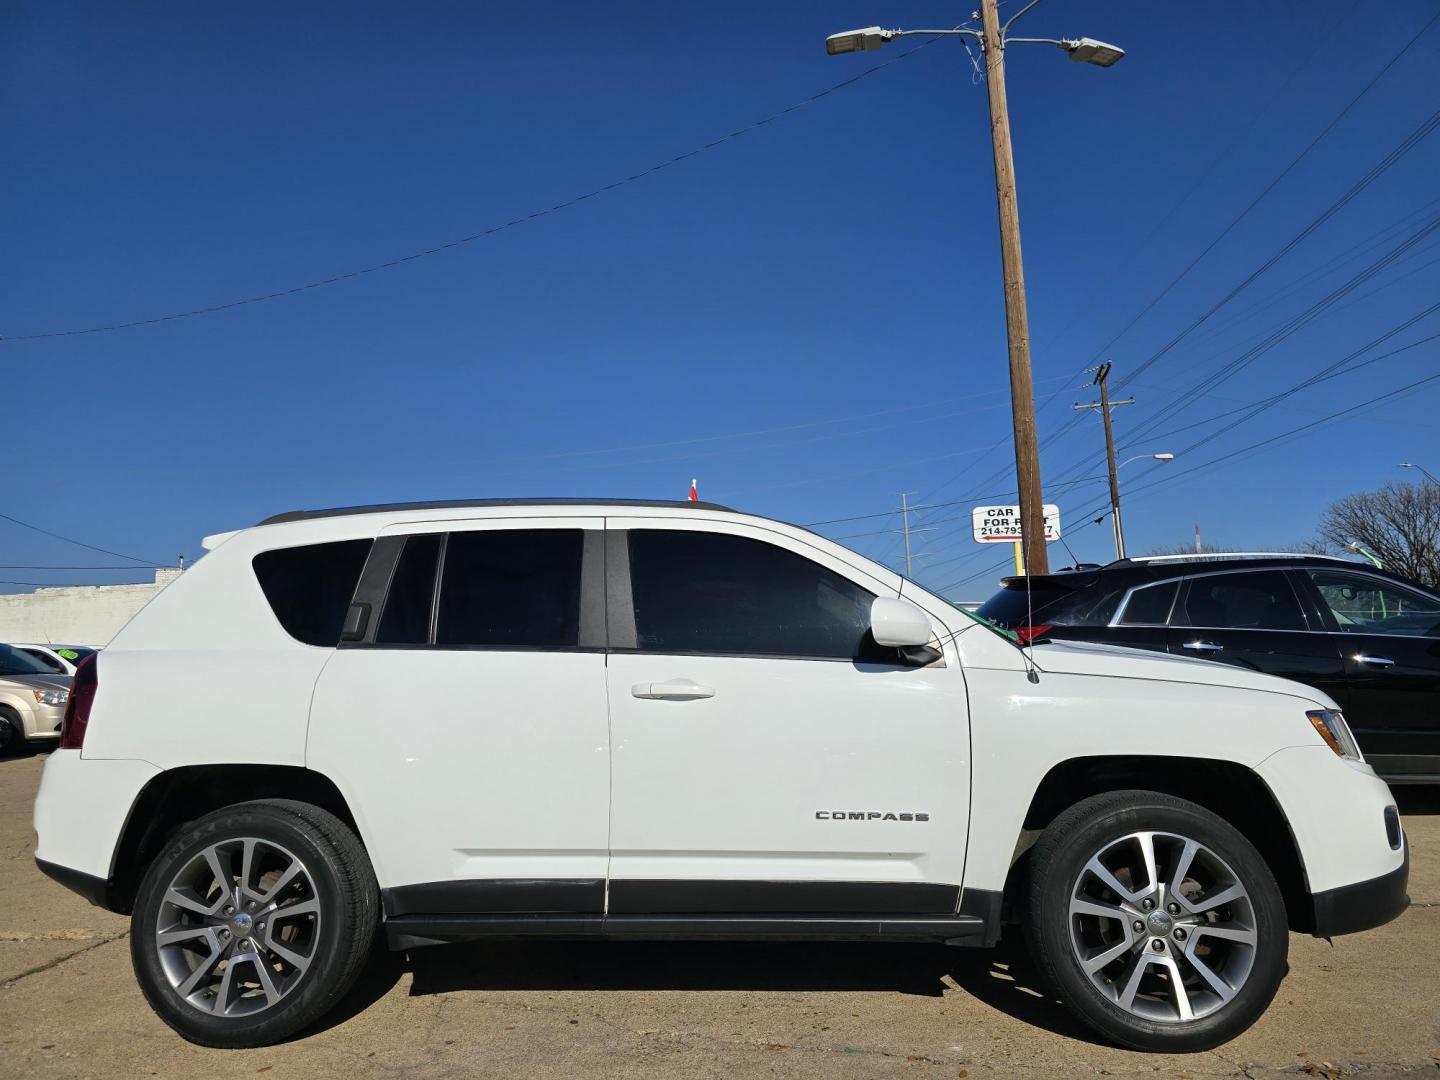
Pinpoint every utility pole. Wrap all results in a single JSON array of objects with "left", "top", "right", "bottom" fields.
[
  {"left": 979, "top": 0, "right": 1047, "bottom": 576},
  {"left": 1073, "top": 362, "right": 1135, "bottom": 559},
  {"left": 893, "top": 492, "right": 936, "bottom": 578}
]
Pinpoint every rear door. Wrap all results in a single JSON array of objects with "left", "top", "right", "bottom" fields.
[
  {"left": 604, "top": 518, "right": 970, "bottom": 915},
  {"left": 1297, "top": 567, "right": 1440, "bottom": 780},
  {"left": 307, "top": 517, "right": 611, "bottom": 916},
  {"left": 1163, "top": 568, "right": 1348, "bottom": 695}
]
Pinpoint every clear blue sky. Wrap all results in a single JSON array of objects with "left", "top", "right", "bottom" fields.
[{"left": 4, "top": 0, "right": 1438, "bottom": 599}]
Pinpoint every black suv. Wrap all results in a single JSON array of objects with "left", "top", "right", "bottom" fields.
[{"left": 976, "top": 553, "right": 1440, "bottom": 783}]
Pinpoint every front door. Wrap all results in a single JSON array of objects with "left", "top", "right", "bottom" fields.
[
  {"left": 1163, "top": 568, "right": 1347, "bottom": 698},
  {"left": 603, "top": 518, "right": 970, "bottom": 915},
  {"left": 1298, "top": 566, "right": 1440, "bottom": 780},
  {"left": 307, "top": 517, "right": 611, "bottom": 916}
]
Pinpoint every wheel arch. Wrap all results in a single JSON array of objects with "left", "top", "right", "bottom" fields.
[
  {"left": 106, "top": 764, "right": 363, "bottom": 915},
  {"left": 1008, "top": 755, "right": 1315, "bottom": 934}
]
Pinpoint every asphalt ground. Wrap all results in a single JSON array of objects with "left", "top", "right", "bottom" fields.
[{"left": 2, "top": 749, "right": 1436, "bottom": 1080}]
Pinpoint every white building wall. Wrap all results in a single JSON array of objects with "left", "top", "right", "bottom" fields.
[{"left": 0, "top": 569, "right": 183, "bottom": 647}]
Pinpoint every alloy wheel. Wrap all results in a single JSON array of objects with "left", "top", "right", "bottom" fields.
[
  {"left": 1068, "top": 830, "right": 1258, "bottom": 1023},
  {"left": 154, "top": 837, "right": 322, "bottom": 1016}
]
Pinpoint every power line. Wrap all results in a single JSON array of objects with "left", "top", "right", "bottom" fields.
[
  {"left": 0, "top": 512, "right": 158, "bottom": 565},
  {"left": 3, "top": 38, "right": 945, "bottom": 344},
  {"left": 0, "top": 564, "right": 163, "bottom": 570}
]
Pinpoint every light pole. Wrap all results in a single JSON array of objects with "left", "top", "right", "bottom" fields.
[
  {"left": 1105, "top": 453, "right": 1174, "bottom": 560},
  {"left": 1399, "top": 462, "right": 1440, "bottom": 486},
  {"left": 827, "top": 3, "right": 1124, "bottom": 576}
]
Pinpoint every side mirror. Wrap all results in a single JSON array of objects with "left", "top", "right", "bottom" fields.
[{"left": 870, "top": 597, "right": 934, "bottom": 648}]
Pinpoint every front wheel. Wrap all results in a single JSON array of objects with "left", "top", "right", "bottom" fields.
[
  {"left": 1023, "top": 790, "right": 1287, "bottom": 1052},
  {"left": 131, "top": 799, "right": 378, "bottom": 1047}
]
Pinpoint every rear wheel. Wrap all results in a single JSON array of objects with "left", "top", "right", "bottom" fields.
[
  {"left": 131, "top": 799, "right": 377, "bottom": 1047},
  {"left": 1023, "top": 790, "right": 1287, "bottom": 1052}
]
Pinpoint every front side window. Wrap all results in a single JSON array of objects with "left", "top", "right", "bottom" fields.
[
  {"left": 0, "top": 644, "right": 51, "bottom": 677},
  {"left": 1308, "top": 570, "right": 1440, "bottom": 637},
  {"left": 626, "top": 529, "right": 890, "bottom": 661},
  {"left": 435, "top": 529, "right": 583, "bottom": 648},
  {"left": 252, "top": 539, "right": 374, "bottom": 646},
  {"left": 1176, "top": 570, "right": 1305, "bottom": 631}
]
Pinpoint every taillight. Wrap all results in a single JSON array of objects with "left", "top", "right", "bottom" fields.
[
  {"left": 1014, "top": 625, "right": 1053, "bottom": 645},
  {"left": 59, "top": 653, "right": 98, "bottom": 750}
]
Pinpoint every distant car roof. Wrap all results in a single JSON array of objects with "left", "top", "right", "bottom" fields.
[{"left": 995, "top": 552, "right": 1435, "bottom": 595}]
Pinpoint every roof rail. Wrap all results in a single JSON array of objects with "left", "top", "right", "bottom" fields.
[
  {"left": 1125, "top": 552, "right": 1349, "bottom": 564},
  {"left": 257, "top": 498, "right": 735, "bottom": 526}
]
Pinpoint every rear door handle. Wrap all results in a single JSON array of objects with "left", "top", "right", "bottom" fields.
[
  {"left": 1353, "top": 654, "right": 1395, "bottom": 667},
  {"left": 1181, "top": 641, "right": 1223, "bottom": 653},
  {"left": 631, "top": 679, "right": 715, "bottom": 701}
]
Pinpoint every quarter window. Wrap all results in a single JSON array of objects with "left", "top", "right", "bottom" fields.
[
  {"left": 376, "top": 533, "right": 442, "bottom": 645},
  {"left": 253, "top": 539, "right": 374, "bottom": 646},
  {"left": 1116, "top": 581, "right": 1179, "bottom": 626},
  {"left": 1176, "top": 571, "right": 1305, "bottom": 631},
  {"left": 626, "top": 529, "right": 892, "bottom": 661},
  {"left": 1308, "top": 570, "right": 1440, "bottom": 638},
  {"left": 435, "top": 529, "right": 584, "bottom": 648}
]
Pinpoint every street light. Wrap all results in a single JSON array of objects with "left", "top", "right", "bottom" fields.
[
  {"left": 1399, "top": 462, "right": 1440, "bottom": 486},
  {"left": 826, "top": 1, "right": 1124, "bottom": 576},
  {"left": 1108, "top": 452, "right": 1174, "bottom": 560}
]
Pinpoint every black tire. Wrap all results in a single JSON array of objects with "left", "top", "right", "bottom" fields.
[
  {"left": 1022, "top": 790, "right": 1287, "bottom": 1053},
  {"left": 0, "top": 708, "right": 19, "bottom": 755},
  {"left": 131, "top": 799, "right": 378, "bottom": 1047}
]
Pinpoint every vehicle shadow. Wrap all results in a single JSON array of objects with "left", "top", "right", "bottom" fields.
[
  {"left": 1394, "top": 786, "right": 1440, "bottom": 815},
  {"left": 305, "top": 934, "right": 1101, "bottom": 1045}
]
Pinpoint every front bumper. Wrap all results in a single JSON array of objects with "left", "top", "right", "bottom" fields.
[{"left": 1311, "top": 837, "right": 1409, "bottom": 937}]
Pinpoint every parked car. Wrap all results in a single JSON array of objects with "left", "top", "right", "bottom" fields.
[
  {"left": 976, "top": 552, "right": 1440, "bottom": 784},
  {"left": 14, "top": 643, "right": 97, "bottom": 678},
  {"left": 0, "top": 643, "right": 70, "bottom": 752},
  {"left": 35, "top": 501, "right": 1405, "bottom": 1051}
]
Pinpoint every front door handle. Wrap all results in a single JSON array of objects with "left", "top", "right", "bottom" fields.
[
  {"left": 631, "top": 679, "right": 716, "bottom": 701},
  {"left": 1353, "top": 654, "right": 1395, "bottom": 667},
  {"left": 1181, "top": 641, "right": 1223, "bottom": 653}
]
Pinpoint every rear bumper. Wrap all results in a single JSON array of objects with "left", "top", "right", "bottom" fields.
[
  {"left": 35, "top": 857, "right": 111, "bottom": 909},
  {"left": 1311, "top": 838, "right": 1409, "bottom": 937}
]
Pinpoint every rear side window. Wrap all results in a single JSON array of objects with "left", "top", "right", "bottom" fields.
[
  {"left": 253, "top": 539, "right": 373, "bottom": 646},
  {"left": 626, "top": 529, "right": 890, "bottom": 661},
  {"left": 1176, "top": 571, "right": 1305, "bottom": 631},
  {"left": 377, "top": 533, "right": 442, "bottom": 644},
  {"left": 1116, "top": 581, "right": 1179, "bottom": 626},
  {"left": 435, "top": 529, "right": 583, "bottom": 648}
]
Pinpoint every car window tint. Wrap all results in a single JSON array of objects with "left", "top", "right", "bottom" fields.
[
  {"left": 975, "top": 578, "right": 1116, "bottom": 628},
  {"left": 1308, "top": 570, "right": 1440, "bottom": 637},
  {"left": 1117, "top": 581, "right": 1179, "bottom": 626},
  {"left": 377, "top": 533, "right": 442, "bottom": 644},
  {"left": 1177, "top": 571, "right": 1305, "bottom": 631},
  {"left": 627, "top": 529, "right": 892, "bottom": 661},
  {"left": 253, "top": 539, "right": 374, "bottom": 647},
  {"left": 435, "top": 529, "right": 583, "bottom": 648},
  {"left": 20, "top": 648, "right": 66, "bottom": 673}
]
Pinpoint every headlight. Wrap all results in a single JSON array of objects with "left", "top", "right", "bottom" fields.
[
  {"left": 1307, "top": 709, "right": 1362, "bottom": 760},
  {"left": 32, "top": 688, "right": 69, "bottom": 707}
]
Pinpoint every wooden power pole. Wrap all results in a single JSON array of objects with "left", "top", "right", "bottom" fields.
[
  {"left": 1074, "top": 361, "right": 1135, "bottom": 559},
  {"left": 979, "top": 0, "right": 1048, "bottom": 575}
]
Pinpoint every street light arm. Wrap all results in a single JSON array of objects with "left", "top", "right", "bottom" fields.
[
  {"left": 890, "top": 28, "right": 983, "bottom": 41},
  {"left": 1000, "top": 0, "right": 1047, "bottom": 35}
]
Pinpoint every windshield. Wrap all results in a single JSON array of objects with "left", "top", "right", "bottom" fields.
[
  {"left": 53, "top": 646, "right": 96, "bottom": 664},
  {"left": 0, "top": 644, "right": 54, "bottom": 677}
]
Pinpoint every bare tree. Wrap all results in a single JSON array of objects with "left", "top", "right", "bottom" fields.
[
  {"left": 1317, "top": 480, "right": 1440, "bottom": 587},
  {"left": 1144, "top": 541, "right": 1229, "bottom": 557}
]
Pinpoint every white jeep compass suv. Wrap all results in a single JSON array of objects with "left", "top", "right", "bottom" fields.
[{"left": 34, "top": 499, "right": 1408, "bottom": 1051}]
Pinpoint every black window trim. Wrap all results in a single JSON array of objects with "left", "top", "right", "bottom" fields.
[
  {"left": 1295, "top": 566, "right": 1440, "bottom": 641},
  {"left": 1169, "top": 565, "right": 1316, "bottom": 633},
  {"left": 343, "top": 524, "right": 607, "bottom": 653}
]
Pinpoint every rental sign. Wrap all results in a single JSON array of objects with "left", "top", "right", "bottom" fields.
[{"left": 972, "top": 503, "right": 1062, "bottom": 543}]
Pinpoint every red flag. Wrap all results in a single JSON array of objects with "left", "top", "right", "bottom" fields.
[{"left": 687, "top": 478, "right": 698, "bottom": 501}]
